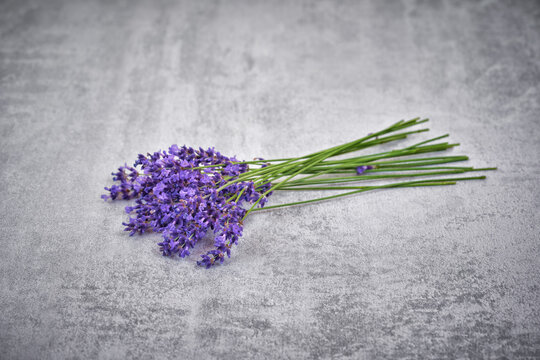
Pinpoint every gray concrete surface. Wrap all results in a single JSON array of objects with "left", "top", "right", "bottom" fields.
[{"left": 1, "top": 0, "right": 539, "bottom": 359}]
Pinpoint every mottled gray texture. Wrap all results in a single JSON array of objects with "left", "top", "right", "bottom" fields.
[{"left": 1, "top": 0, "right": 539, "bottom": 359}]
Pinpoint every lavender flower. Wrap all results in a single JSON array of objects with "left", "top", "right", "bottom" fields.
[
  {"left": 103, "top": 145, "right": 272, "bottom": 267},
  {"left": 356, "top": 165, "right": 374, "bottom": 175}
]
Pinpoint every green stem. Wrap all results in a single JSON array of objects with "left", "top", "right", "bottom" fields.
[
  {"left": 252, "top": 176, "right": 486, "bottom": 211},
  {"left": 284, "top": 169, "right": 470, "bottom": 187},
  {"left": 219, "top": 118, "right": 429, "bottom": 202}
]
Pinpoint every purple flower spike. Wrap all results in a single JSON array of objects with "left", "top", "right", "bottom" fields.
[
  {"left": 102, "top": 145, "right": 273, "bottom": 268},
  {"left": 356, "top": 165, "right": 374, "bottom": 175}
]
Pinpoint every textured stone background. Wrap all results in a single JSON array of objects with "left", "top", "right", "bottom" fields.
[{"left": 1, "top": 0, "right": 539, "bottom": 359}]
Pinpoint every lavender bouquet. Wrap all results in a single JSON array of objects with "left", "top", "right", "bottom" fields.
[{"left": 102, "top": 118, "right": 495, "bottom": 268}]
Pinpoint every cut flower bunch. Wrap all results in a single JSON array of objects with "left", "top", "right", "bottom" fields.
[{"left": 102, "top": 118, "right": 495, "bottom": 267}]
